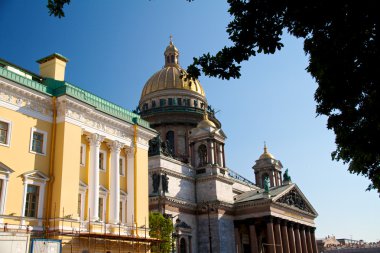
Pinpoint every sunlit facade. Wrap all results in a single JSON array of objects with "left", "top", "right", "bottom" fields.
[
  {"left": 141, "top": 40, "right": 319, "bottom": 253},
  {"left": 0, "top": 54, "right": 156, "bottom": 253}
]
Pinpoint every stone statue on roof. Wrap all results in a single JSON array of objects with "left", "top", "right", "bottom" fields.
[
  {"left": 264, "top": 176, "right": 270, "bottom": 193},
  {"left": 283, "top": 168, "right": 292, "bottom": 182}
]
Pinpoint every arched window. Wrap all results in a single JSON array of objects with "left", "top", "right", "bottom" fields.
[
  {"left": 171, "top": 55, "right": 175, "bottom": 63},
  {"left": 166, "top": 131, "right": 175, "bottom": 156},
  {"left": 198, "top": 144, "right": 207, "bottom": 167},
  {"left": 179, "top": 238, "right": 187, "bottom": 253}
]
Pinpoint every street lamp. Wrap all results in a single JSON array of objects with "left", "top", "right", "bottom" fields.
[
  {"left": 164, "top": 213, "right": 180, "bottom": 253},
  {"left": 201, "top": 202, "right": 217, "bottom": 253}
]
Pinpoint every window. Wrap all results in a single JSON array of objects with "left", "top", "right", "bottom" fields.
[
  {"left": 78, "top": 181, "right": 87, "bottom": 221},
  {"left": 152, "top": 100, "right": 156, "bottom": 108},
  {"left": 177, "top": 98, "right": 182, "bottom": 106},
  {"left": 21, "top": 171, "right": 48, "bottom": 220},
  {"left": 98, "top": 197, "right": 104, "bottom": 221},
  {"left": 0, "top": 119, "right": 11, "bottom": 146},
  {"left": 0, "top": 162, "right": 13, "bottom": 215},
  {"left": 143, "top": 103, "right": 148, "bottom": 110},
  {"left": 99, "top": 151, "right": 107, "bottom": 171},
  {"left": 98, "top": 185, "right": 108, "bottom": 222},
  {"left": 119, "top": 201, "right": 123, "bottom": 223},
  {"left": 168, "top": 98, "right": 173, "bottom": 106},
  {"left": 30, "top": 128, "right": 47, "bottom": 155},
  {"left": 120, "top": 191, "right": 127, "bottom": 224},
  {"left": 160, "top": 99, "right": 166, "bottom": 107},
  {"left": 184, "top": 98, "right": 190, "bottom": 106},
  {"left": 0, "top": 179, "right": 3, "bottom": 214},
  {"left": 77, "top": 194, "right": 81, "bottom": 218},
  {"left": 119, "top": 156, "right": 125, "bottom": 176},
  {"left": 24, "top": 185, "right": 39, "bottom": 217},
  {"left": 80, "top": 144, "right": 86, "bottom": 166},
  {"left": 32, "top": 132, "right": 43, "bottom": 153},
  {"left": 194, "top": 99, "right": 198, "bottom": 107},
  {"left": 198, "top": 144, "right": 208, "bottom": 167},
  {"left": 166, "top": 131, "right": 175, "bottom": 156}
]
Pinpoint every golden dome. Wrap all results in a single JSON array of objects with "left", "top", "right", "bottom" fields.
[
  {"left": 259, "top": 143, "right": 275, "bottom": 159},
  {"left": 140, "top": 66, "right": 205, "bottom": 99},
  {"left": 140, "top": 38, "right": 206, "bottom": 100},
  {"left": 197, "top": 112, "right": 216, "bottom": 128}
]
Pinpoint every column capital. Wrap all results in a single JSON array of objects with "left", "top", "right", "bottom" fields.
[
  {"left": 273, "top": 217, "right": 282, "bottom": 224},
  {"left": 281, "top": 219, "right": 288, "bottom": 226},
  {"left": 125, "top": 145, "right": 135, "bottom": 158},
  {"left": 265, "top": 216, "right": 274, "bottom": 224},
  {"left": 87, "top": 133, "right": 105, "bottom": 147},
  {"left": 108, "top": 140, "right": 124, "bottom": 153}
]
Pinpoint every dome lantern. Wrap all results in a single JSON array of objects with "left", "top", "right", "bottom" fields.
[{"left": 164, "top": 35, "right": 179, "bottom": 67}]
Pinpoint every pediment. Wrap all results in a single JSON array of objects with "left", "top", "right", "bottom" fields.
[
  {"left": 21, "top": 170, "right": 49, "bottom": 182},
  {"left": 0, "top": 162, "right": 14, "bottom": 175},
  {"left": 99, "top": 185, "right": 109, "bottom": 193},
  {"left": 273, "top": 184, "right": 318, "bottom": 216},
  {"left": 79, "top": 180, "right": 88, "bottom": 189}
]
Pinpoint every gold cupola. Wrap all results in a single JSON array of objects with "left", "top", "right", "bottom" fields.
[
  {"left": 259, "top": 143, "right": 275, "bottom": 159},
  {"left": 197, "top": 110, "right": 216, "bottom": 129}
]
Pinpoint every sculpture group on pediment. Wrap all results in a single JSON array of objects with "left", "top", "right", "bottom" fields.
[{"left": 277, "top": 189, "right": 312, "bottom": 213}]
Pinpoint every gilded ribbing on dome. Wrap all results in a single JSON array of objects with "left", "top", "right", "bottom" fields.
[{"left": 140, "top": 39, "right": 206, "bottom": 100}]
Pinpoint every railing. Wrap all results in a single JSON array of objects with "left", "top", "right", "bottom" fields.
[
  {"left": 228, "top": 168, "right": 255, "bottom": 185},
  {"left": 0, "top": 215, "right": 150, "bottom": 238}
]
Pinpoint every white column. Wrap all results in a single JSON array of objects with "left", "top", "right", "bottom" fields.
[
  {"left": 218, "top": 144, "right": 224, "bottom": 167},
  {"left": 0, "top": 176, "right": 9, "bottom": 214},
  {"left": 87, "top": 133, "right": 104, "bottom": 221},
  {"left": 126, "top": 146, "right": 135, "bottom": 225},
  {"left": 108, "top": 140, "right": 123, "bottom": 224},
  {"left": 210, "top": 142, "right": 215, "bottom": 164}
]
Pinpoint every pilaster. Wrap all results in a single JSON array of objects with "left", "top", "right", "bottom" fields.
[
  {"left": 108, "top": 140, "right": 124, "bottom": 224},
  {"left": 125, "top": 146, "right": 135, "bottom": 225}
]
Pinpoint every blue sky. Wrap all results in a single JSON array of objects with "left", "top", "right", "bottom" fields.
[{"left": 1, "top": 0, "right": 379, "bottom": 242}]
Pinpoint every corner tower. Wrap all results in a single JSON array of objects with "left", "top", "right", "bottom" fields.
[
  {"left": 139, "top": 39, "right": 220, "bottom": 163},
  {"left": 252, "top": 144, "right": 283, "bottom": 188}
]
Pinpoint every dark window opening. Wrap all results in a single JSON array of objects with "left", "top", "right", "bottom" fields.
[{"left": 166, "top": 131, "right": 175, "bottom": 156}]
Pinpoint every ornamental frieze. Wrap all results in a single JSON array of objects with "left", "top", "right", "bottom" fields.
[
  {"left": 56, "top": 97, "right": 134, "bottom": 142},
  {"left": 0, "top": 84, "right": 53, "bottom": 119}
]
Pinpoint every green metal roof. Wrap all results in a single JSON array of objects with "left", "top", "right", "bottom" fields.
[{"left": 0, "top": 65, "right": 151, "bottom": 129}]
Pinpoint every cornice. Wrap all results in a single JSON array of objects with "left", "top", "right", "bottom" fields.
[
  {"left": 196, "top": 173, "right": 234, "bottom": 185},
  {"left": 0, "top": 77, "right": 53, "bottom": 122},
  {"left": 56, "top": 95, "right": 134, "bottom": 145}
]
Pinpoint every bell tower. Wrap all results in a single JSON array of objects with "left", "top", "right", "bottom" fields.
[{"left": 252, "top": 144, "right": 283, "bottom": 188}]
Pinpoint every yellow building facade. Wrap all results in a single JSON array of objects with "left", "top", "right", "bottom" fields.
[{"left": 0, "top": 54, "right": 157, "bottom": 252}]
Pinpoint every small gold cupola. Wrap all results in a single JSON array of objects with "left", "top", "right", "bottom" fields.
[
  {"left": 164, "top": 35, "right": 179, "bottom": 67},
  {"left": 259, "top": 142, "right": 275, "bottom": 159},
  {"left": 37, "top": 53, "right": 69, "bottom": 81},
  {"left": 197, "top": 109, "right": 216, "bottom": 129}
]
